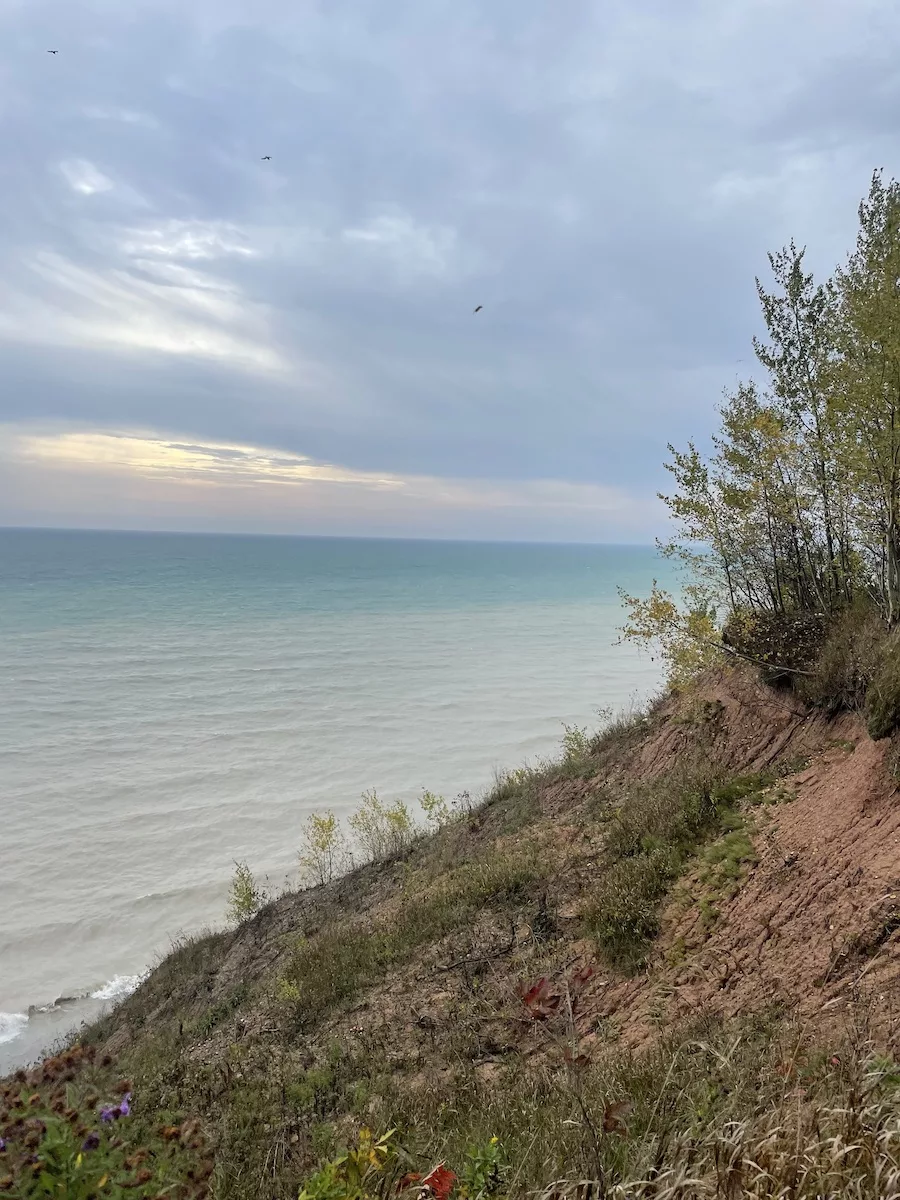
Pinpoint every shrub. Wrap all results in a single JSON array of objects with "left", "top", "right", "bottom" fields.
[
  {"left": 419, "top": 790, "right": 452, "bottom": 828},
  {"left": 226, "top": 861, "right": 266, "bottom": 925},
  {"left": 299, "top": 812, "right": 350, "bottom": 887},
  {"left": 349, "top": 790, "right": 415, "bottom": 863},
  {"left": 419, "top": 790, "right": 473, "bottom": 829},
  {"left": 796, "top": 601, "right": 886, "bottom": 712},
  {"left": 864, "top": 630, "right": 900, "bottom": 740},
  {"left": 720, "top": 607, "right": 829, "bottom": 685},
  {"left": 586, "top": 851, "right": 677, "bottom": 970},
  {"left": 560, "top": 724, "right": 592, "bottom": 769}
]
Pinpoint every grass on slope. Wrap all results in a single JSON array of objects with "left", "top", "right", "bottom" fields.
[{"left": 15, "top": 687, "right": 886, "bottom": 1199}]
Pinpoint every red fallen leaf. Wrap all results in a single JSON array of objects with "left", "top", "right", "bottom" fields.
[
  {"left": 398, "top": 1173, "right": 422, "bottom": 1191},
  {"left": 421, "top": 1162, "right": 457, "bottom": 1200},
  {"left": 520, "top": 978, "right": 550, "bottom": 1006},
  {"left": 570, "top": 964, "right": 594, "bottom": 990},
  {"left": 519, "top": 977, "right": 562, "bottom": 1020},
  {"left": 602, "top": 1100, "right": 633, "bottom": 1134}
]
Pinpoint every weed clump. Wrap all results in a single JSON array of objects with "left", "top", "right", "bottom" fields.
[
  {"left": 586, "top": 771, "right": 771, "bottom": 970},
  {"left": 863, "top": 630, "right": 900, "bottom": 740},
  {"left": 0, "top": 1045, "right": 210, "bottom": 1200}
]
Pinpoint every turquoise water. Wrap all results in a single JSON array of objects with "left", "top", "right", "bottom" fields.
[{"left": 0, "top": 530, "right": 673, "bottom": 1068}]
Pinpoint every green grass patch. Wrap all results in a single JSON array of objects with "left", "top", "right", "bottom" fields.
[
  {"left": 283, "top": 847, "right": 546, "bottom": 1029},
  {"left": 585, "top": 771, "right": 771, "bottom": 970},
  {"left": 190, "top": 982, "right": 250, "bottom": 1038},
  {"left": 0, "top": 1044, "right": 212, "bottom": 1200},
  {"left": 305, "top": 1010, "right": 900, "bottom": 1200}
]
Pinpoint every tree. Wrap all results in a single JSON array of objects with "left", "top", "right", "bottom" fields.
[
  {"left": 621, "top": 171, "right": 900, "bottom": 677},
  {"left": 833, "top": 171, "right": 900, "bottom": 625},
  {"left": 753, "top": 242, "right": 853, "bottom": 610},
  {"left": 226, "top": 861, "right": 266, "bottom": 925}
]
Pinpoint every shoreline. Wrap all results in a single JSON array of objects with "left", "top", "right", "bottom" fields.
[{"left": 0, "top": 973, "right": 147, "bottom": 1074}]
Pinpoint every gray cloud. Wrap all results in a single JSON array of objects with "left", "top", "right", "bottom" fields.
[{"left": 1, "top": 0, "right": 900, "bottom": 536}]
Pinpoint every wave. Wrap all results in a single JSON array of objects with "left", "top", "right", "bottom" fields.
[
  {"left": 2, "top": 973, "right": 148, "bottom": 1049},
  {"left": 0, "top": 1012, "right": 28, "bottom": 1045},
  {"left": 90, "top": 973, "right": 147, "bottom": 1002}
]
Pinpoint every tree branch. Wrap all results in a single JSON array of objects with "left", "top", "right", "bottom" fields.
[{"left": 704, "top": 637, "right": 818, "bottom": 679}]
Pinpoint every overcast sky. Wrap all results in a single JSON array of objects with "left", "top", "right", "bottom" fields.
[{"left": 0, "top": 0, "right": 898, "bottom": 541}]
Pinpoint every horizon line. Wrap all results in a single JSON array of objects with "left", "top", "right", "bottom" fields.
[{"left": 0, "top": 523, "right": 659, "bottom": 550}]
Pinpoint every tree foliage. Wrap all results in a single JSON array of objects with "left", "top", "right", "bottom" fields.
[
  {"left": 625, "top": 170, "right": 900, "bottom": 689},
  {"left": 298, "top": 811, "right": 349, "bottom": 887}
]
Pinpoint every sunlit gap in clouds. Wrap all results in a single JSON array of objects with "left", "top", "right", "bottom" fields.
[{"left": 0, "top": 426, "right": 660, "bottom": 541}]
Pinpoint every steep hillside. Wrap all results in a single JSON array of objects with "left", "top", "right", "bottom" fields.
[{"left": 7, "top": 665, "right": 900, "bottom": 1199}]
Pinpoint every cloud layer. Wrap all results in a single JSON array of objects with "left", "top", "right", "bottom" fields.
[{"left": 2, "top": 0, "right": 899, "bottom": 538}]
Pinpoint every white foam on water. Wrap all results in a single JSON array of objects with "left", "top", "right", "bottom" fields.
[
  {"left": 90, "top": 974, "right": 147, "bottom": 1003},
  {"left": 0, "top": 1012, "right": 28, "bottom": 1045}
]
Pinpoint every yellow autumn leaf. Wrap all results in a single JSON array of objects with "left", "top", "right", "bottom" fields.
[{"left": 98, "top": 1175, "right": 109, "bottom": 1188}]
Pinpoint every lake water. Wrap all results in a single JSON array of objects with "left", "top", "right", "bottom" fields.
[{"left": 0, "top": 529, "right": 672, "bottom": 1069}]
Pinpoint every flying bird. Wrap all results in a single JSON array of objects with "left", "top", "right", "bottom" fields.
[
  {"left": 47, "top": 49, "right": 58, "bottom": 53},
  {"left": 473, "top": 305, "right": 482, "bottom": 313},
  {"left": 261, "top": 155, "right": 271, "bottom": 160}
]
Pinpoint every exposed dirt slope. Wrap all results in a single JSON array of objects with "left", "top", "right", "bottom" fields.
[
  {"left": 77, "top": 664, "right": 900, "bottom": 1196},
  {"left": 99, "top": 666, "right": 899, "bottom": 1061},
  {"left": 569, "top": 669, "right": 900, "bottom": 1046}
]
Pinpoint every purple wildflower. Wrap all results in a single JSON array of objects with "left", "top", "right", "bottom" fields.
[
  {"left": 0, "top": 1137, "right": 5, "bottom": 1152},
  {"left": 100, "top": 1092, "right": 132, "bottom": 1122},
  {"left": 82, "top": 1132, "right": 101, "bottom": 1152}
]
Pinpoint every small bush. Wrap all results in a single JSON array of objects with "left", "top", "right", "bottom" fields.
[
  {"left": 864, "top": 630, "right": 900, "bottom": 740},
  {"left": 796, "top": 601, "right": 886, "bottom": 712},
  {"left": 297, "top": 1127, "right": 401, "bottom": 1200},
  {"left": 299, "top": 811, "right": 350, "bottom": 887},
  {"left": 419, "top": 790, "right": 452, "bottom": 828},
  {"left": 557, "top": 724, "right": 595, "bottom": 777},
  {"left": 226, "top": 861, "right": 266, "bottom": 925},
  {"left": 0, "top": 1045, "right": 210, "bottom": 1199},
  {"left": 586, "top": 851, "right": 678, "bottom": 970},
  {"left": 349, "top": 790, "right": 415, "bottom": 862},
  {"left": 721, "top": 607, "right": 829, "bottom": 684},
  {"left": 419, "top": 790, "right": 473, "bottom": 829}
]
